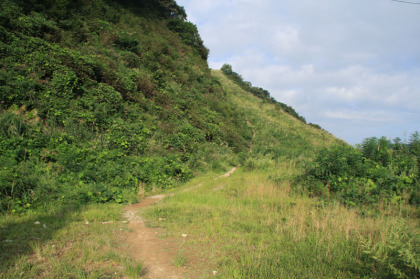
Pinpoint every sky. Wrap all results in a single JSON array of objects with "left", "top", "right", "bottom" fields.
[{"left": 176, "top": 0, "right": 420, "bottom": 145}]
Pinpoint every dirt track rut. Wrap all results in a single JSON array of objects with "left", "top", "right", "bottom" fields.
[{"left": 122, "top": 167, "right": 238, "bottom": 279}]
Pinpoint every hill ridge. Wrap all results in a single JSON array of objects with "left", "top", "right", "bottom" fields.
[{"left": 0, "top": 0, "right": 337, "bottom": 213}]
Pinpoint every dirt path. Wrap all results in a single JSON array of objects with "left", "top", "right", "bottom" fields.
[
  {"left": 215, "top": 167, "right": 238, "bottom": 180},
  {"left": 122, "top": 167, "right": 238, "bottom": 279},
  {"left": 123, "top": 196, "right": 184, "bottom": 279}
]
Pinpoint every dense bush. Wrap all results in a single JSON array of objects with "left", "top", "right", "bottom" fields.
[
  {"left": 0, "top": 0, "right": 251, "bottom": 213},
  {"left": 167, "top": 19, "right": 209, "bottom": 60},
  {"left": 300, "top": 134, "right": 419, "bottom": 206}
]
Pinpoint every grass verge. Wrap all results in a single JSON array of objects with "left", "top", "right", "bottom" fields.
[
  {"left": 0, "top": 203, "right": 143, "bottom": 278},
  {"left": 142, "top": 162, "right": 419, "bottom": 278}
]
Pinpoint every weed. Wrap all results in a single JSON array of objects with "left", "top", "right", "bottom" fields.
[
  {"left": 359, "top": 219, "right": 420, "bottom": 278},
  {"left": 173, "top": 251, "right": 187, "bottom": 267},
  {"left": 124, "top": 258, "right": 144, "bottom": 279}
]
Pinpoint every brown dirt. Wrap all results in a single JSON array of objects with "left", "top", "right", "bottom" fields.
[
  {"left": 123, "top": 196, "right": 187, "bottom": 279},
  {"left": 121, "top": 167, "right": 238, "bottom": 279},
  {"left": 215, "top": 167, "right": 238, "bottom": 179}
]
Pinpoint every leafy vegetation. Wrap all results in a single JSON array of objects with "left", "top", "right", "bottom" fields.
[
  {"left": 0, "top": 0, "right": 252, "bottom": 213},
  {"left": 1, "top": 0, "right": 419, "bottom": 278},
  {"left": 300, "top": 134, "right": 420, "bottom": 206}
]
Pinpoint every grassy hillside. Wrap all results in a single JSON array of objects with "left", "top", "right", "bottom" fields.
[
  {"left": 1, "top": 66, "right": 418, "bottom": 277},
  {"left": 0, "top": 0, "right": 255, "bottom": 213},
  {"left": 2, "top": 0, "right": 418, "bottom": 278},
  {"left": 0, "top": 0, "right": 340, "bottom": 214},
  {"left": 138, "top": 71, "right": 419, "bottom": 278},
  {"left": 212, "top": 70, "right": 339, "bottom": 159}
]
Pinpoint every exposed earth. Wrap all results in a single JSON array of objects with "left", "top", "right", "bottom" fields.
[{"left": 122, "top": 167, "right": 238, "bottom": 279}]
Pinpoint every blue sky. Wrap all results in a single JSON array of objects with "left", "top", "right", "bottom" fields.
[{"left": 176, "top": 0, "right": 420, "bottom": 144}]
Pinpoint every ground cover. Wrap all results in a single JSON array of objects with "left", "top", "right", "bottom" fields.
[
  {"left": 142, "top": 164, "right": 419, "bottom": 278},
  {"left": 0, "top": 203, "right": 143, "bottom": 278}
]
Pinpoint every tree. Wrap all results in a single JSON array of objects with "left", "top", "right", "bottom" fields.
[
  {"left": 409, "top": 131, "right": 420, "bottom": 157},
  {"left": 221, "top": 64, "right": 233, "bottom": 75}
]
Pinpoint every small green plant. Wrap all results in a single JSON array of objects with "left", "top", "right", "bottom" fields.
[
  {"left": 124, "top": 258, "right": 144, "bottom": 279},
  {"left": 173, "top": 251, "right": 187, "bottom": 267},
  {"left": 29, "top": 241, "right": 43, "bottom": 261}
]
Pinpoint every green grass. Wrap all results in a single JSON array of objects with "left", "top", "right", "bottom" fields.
[
  {"left": 211, "top": 70, "right": 341, "bottom": 160},
  {"left": 173, "top": 251, "right": 187, "bottom": 268},
  {"left": 0, "top": 203, "right": 143, "bottom": 278},
  {"left": 141, "top": 163, "right": 419, "bottom": 278}
]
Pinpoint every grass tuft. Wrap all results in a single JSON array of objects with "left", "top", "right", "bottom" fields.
[{"left": 173, "top": 251, "right": 187, "bottom": 268}]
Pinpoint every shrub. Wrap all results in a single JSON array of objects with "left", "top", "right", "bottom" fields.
[
  {"left": 94, "top": 83, "right": 123, "bottom": 111},
  {"left": 15, "top": 12, "right": 57, "bottom": 37},
  {"left": 359, "top": 220, "right": 420, "bottom": 278},
  {"left": 114, "top": 31, "right": 140, "bottom": 53},
  {"left": 300, "top": 138, "right": 419, "bottom": 205},
  {"left": 50, "top": 66, "right": 79, "bottom": 98},
  {"left": 167, "top": 19, "right": 208, "bottom": 60}
]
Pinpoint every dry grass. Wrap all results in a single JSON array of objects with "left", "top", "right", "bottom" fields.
[
  {"left": 0, "top": 204, "right": 144, "bottom": 278},
  {"left": 141, "top": 164, "right": 419, "bottom": 278}
]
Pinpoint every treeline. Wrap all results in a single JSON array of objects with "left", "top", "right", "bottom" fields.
[
  {"left": 220, "top": 64, "right": 308, "bottom": 124},
  {"left": 300, "top": 133, "right": 420, "bottom": 206}
]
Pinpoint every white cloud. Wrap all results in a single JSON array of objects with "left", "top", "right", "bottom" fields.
[
  {"left": 324, "top": 86, "right": 367, "bottom": 103},
  {"left": 324, "top": 109, "right": 397, "bottom": 123},
  {"left": 176, "top": 0, "right": 420, "bottom": 144},
  {"left": 273, "top": 27, "right": 298, "bottom": 48}
]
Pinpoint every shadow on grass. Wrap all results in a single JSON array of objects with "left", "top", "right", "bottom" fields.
[{"left": 0, "top": 203, "right": 83, "bottom": 268}]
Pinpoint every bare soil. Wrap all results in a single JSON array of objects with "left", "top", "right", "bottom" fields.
[
  {"left": 121, "top": 167, "right": 238, "bottom": 279},
  {"left": 123, "top": 196, "right": 186, "bottom": 279}
]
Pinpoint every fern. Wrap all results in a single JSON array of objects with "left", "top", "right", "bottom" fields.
[{"left": 359, "top": 220, "right": 420, "bottom": 278}]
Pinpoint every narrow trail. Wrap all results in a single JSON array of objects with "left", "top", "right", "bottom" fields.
[
  {"left": 215, "top": 167, "right": 237, "bottom": 180},
  {"left": 122, "top": 167, "right": 238, "bottom": 279}
]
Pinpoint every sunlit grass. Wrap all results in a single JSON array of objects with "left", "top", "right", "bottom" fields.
[
  {"left": 211, "top": 69, "right": 341, "bottom": 158},
  {"left": 142, "top": 163, "right": 419, "bottom": 278},
  {"left": 0, "top": 204, "right": 143, "bottom": 278},
  {"left": 173, "top": 251, "right": 187, "bottom": 267}
]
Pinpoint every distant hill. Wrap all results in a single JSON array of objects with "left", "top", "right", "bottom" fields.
[{"left": 0, "top": 0, "right": 338, "bottom": 212}]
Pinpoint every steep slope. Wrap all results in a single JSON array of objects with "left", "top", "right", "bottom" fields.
[
  {"left": 0, "top": 0, "right": 340, "bottom": 214},
  {"left": 0, "top": 0, "right": 252, "bottom": 212},
  {"left": 212, "top": 70, "right": 341, "bottom": 159},
  {"left": 136, "top": 71, "right": 418, "bottom": 279}
]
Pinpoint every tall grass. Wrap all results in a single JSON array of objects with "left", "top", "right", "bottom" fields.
[{"left": 142, "top": 163, "right": 419, "bottom": 278}]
